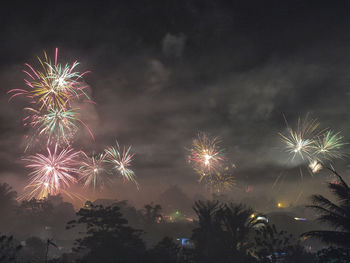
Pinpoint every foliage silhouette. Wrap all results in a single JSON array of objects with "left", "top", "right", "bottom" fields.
[
  {"left": 191, "top": 200, "right": 256, "bottom": 263},
  {"left": 143, "top": 203, "right": 162, "bottom": 225},
  {"left": 254, "top": 224, "right": 315, "bottom": 263},
  {"left": 0, "top": 234, "right": 21, "bottom": 262},
  {"left": 0, "top": 183, "right": 17, "bottom": 230},
  {"left": 302, "top": 171, "right": 350, "bottom": 247},
  {"left": 316, "top": 246, "right": 350, "bottom": 263},
  {"left": 147, "top": 237, "right": 180, "bottom": 263},
  {"left": 67, "top": 203, "right": 146, "bottom": 263}
]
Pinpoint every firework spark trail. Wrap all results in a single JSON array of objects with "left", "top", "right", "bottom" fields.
[
  {"left": 104, "top": 142, "right": 138, "bottom": 187},
  {"left": 79, "top": 152, "right": 108, "bottom": 190},
  {"left": 8, "top": 48, "right": 90, "bottom": 111},
  {"left": 188, "top": 132, "right": 225, "bottom": 178},
  {"left": 23, "top": 145, "right": 81, "bottom": 199}
]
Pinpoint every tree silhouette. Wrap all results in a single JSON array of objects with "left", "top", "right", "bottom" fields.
[
  {"left": 191, "top": 200, "right": 256, "bottom": 263},
  {"left": 254, "top": 224, "right": 314, "bottom": 263},
  {"left": 254, "top": 224, "right": 292, "bottom": 262},
  {"left": 147, "top": 237, "right": 180, "bottom": 263},
  {"left": 15, "top": 197, "right": 54, "bottom": 239},
  {"left": 316, "top": 247, "right": 350, "bottom": 263},
  {"left": 302, "top": 172, "right": 350, "bottom": 247},
  {"left": 143, "top": 203, "right": 162, "bottom": 225},
  {"left": 67, "top": 203, "right": 145, "bottom": 263},
  {"left": 0, "top": 183, "right": 17, "bottom": 230},
  {"left": 0, "top": 234, "right": 21, "bottom": 262},
  {"left": 18, "top": 237, "right": 46, "bottom": 263},
  {"left": 0, "top": 183, "right": 17, "bottom": 208}
]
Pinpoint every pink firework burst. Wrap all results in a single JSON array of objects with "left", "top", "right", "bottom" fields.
[{"left": 23, "top": 145, "right": 81, "bottom": 198}]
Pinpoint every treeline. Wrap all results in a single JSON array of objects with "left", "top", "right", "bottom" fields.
[{"left": 0, "top": 173, "right": 350, "bottom": 262}]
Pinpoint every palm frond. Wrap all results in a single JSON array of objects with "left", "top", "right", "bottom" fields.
[{"left": 302, "top": 230, "right": 350, "bottom": 247}]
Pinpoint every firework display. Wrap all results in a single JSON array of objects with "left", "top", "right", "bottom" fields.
[
  {"left": 279, "top": 116, "right": 321, "bottom": 160},
  {"left": 105, "top": 142, "right": 137, "bottom": 185},
  {"left": 8, "top": 48, "right": 89, "bottom": 111},
  {"left": 9, "top": 49, "right": 348, "bottom": 201},
  {"left": 23, "top": 145, "right": 81, "bottom": 198},
  {"left": 24, "top": 107, "right": 94, "bottom": 147},
  {"left": 280, "top": 115, "right": 347, "bottom": 173},
  {"left": 8, "top": 49, "right": 137, "bottom": 199},
  {"left": 205, "top": 170, "right": 236, "bottom": 193},
  {"left": 313, "top": 130, "right": 346, "bottom": 161},
  {"left": 188, "top": 132, "right": 235, "bottom": 191},
  {"left": 8, "top": 49, "right": 93, "bottom": 149},
  {"left": 79, "top": 152, "right": 108, "bottom": 190},
  {"left": 188, "top": 132, "right": 225, "bottom": 174}
]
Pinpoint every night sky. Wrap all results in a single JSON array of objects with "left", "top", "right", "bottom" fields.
[{"left": 1, "top": 1, "right": 350, "bottom": 208}]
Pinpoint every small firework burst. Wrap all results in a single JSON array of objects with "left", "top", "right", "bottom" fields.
[
  {"left": 104, "top": 142, "right": 137, "bottom": 186},
  {"left": 206, "top": 170, "right": 235, "bottom": 192},
  {"left": 23, "top": 145, "right": 80, "bottom": 198},
  {"left": 8, "top": 48, "right": 90, "bottom": 111},
  {"left": 188, "top": 132, "right": 225, "bottom": 176},
  {"left": 279, "top": 116, "right": 321, "bottom": 160},
  {"left": 79, "top": 152, "right": 108, "bottom": 190},
  {"left": 313, "top": 130, "right": 347, "bottom": 161},
  {"left": 308, "top": 160, "right": 323, "bottom": 174}
]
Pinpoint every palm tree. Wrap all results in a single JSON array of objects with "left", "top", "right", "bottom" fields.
[
  {"left": 302, "top": 170, "right": 350, "bottom": 247},
  {"left": 191, "top": 201, "right": 256, "bottom": 263},
  {"left": 216, "top": 203, "right": 254, "bottom": 253},
  {"left": 191, "top": 200, "right": 224, "bottom": 263}
]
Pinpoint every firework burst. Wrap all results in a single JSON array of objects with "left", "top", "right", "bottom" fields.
[
  {"left": 8, "top": 48, "right": 90, "bottom": 110},
  {"left": 23, "top": 145, "right": 80, "bottom": 199},
  {"left": 279, "top": 116, "right": 322, "bottom": 160},
  {"left": 308, "top": 160, "right": 323, "bottom": 174},
  {"left": 313, "top": 130, "right": 347, "bottom": 161},
  {"left": 205, "top": 169, "right": 235, "bottom": 193},
  {"left": 188, "top": 132, "right": 225, "bottom": 176},
  {"left": 104, "top": 142, "right": 137, "bottom": 186},
  {"left": 24, "top": 107, "right": 94, "bottom": 147},
  {"left": 79, "top": 152, "right": 108, "bottom": 190}
]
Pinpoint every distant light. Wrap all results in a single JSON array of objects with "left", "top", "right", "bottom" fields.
[
  {"left": 250, "top": 213, "right": 255, "bottom": 218},
  {"left": 277, "top": 203, "right": 282, "bottom": 208},
  {"left": 256, "top": 216, "right": 268, "bottom": 223},
  {"left": 294, "top": 217, "right": 307, "bottom": 221}
]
